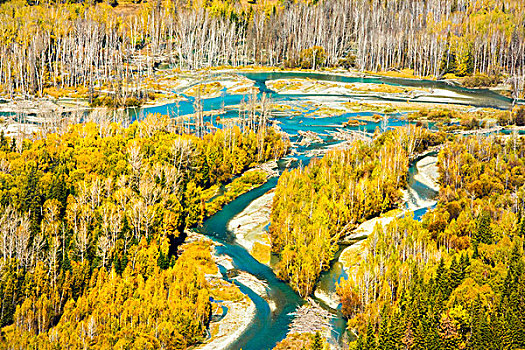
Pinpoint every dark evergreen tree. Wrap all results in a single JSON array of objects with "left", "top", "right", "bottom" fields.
[
  {"left": 476, "top": 211, "right": 493, "bottom": 245},
  {"left": 157, "top": 250, "right": 169, "bottom": 269},
  {"left": 511, "top": 275, "right": 525, "bottom": 346},
  {"left": 518, "top": 215, "right": 525, "bottom": 238},
  {"left": 356, "top": 331, "right": 365, "bottom": 350},
  {"left": 0, "top": 266, "right": 19, "bottom": 327},
  {"left": 451, "top": 0, "right": 458, "bottom": 12},
  {"left": 365, "top": 323, "right": 377, "bottom": 350},
  {"left": 460, "top": 252, "right": 470, "bottom": 279},
  {"left": 23, "top": 166, "right": 42, "bottom": 238},
  {"left": 389, "top": 311, "right": 404, "bottom": 350},
  {"left": 49, "top": 173, "right": 69, "bottom": 218},
  {"left": 61, "top": 249, "right": 71, "bottom": 272},
  {"left": 449, "top": 255, "right": 463, "bottom": 289},
  {"left": 435, "top": 258, "right": 450, "bottom": 300},
  {"left": 113, "top": 254, "right": 122, "bottom": 274},
  {"left": 311, "top": 331, "right": 323, "bottom": 350},
  {"left": 439, "top": 33, "right": 457, "bottom": 75},
  {"left": 0, "top": 130, "right": 7, "bottom": 151},
  {"left": 502, "top": 243, "right": 524, "bottom": 300},
  {"left": 377, "top": 310, "right": 391, "bottom": 350},
  {"left": 412, "top": 319, "right": 428, "bottom": 350},
  {"left": 468, "top": 299, "right": 491, "bottom": 350}
]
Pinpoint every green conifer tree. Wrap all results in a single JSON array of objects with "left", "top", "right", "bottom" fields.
[
  {"left": 356, "top": 333, "right": 365, "bottom": 350},
  {"left": 460, "top": 253, "right": 470, "bottom": 279},
  {"left": 0, "top": 130, "right": 7, "bottom": 150},
  {"left": 24, "top": 166, "right": 42, "bottom": 237},
  {"left": 365, "top": 323, "right": 377, "bottom": 350},
  {"left": 449, "top": 255, "right": 462, "bottom": 289},
  {"left": 377, "top": 313, "right": 390, "bottom": 350},
  {"left": 435, "top": 258, "right": 450, "bottom": 300},
  {"left": 311, "top": 331, "right": 323, "bottom": 350},
  {"left": 469, "top": 309, "right": 491, "bottom": 350},
  {"left": 502, "top": 243, "right": 524, "bottom": 300},
  {"left": 476, "top": 211, "right": 493, "bottom": 245},
  {"left": 518, "top": 215, "right": 525, "bottom": 238},
  {"left": 157, "top": 250, "right": 169, "bottom": 269},
  {"left": 389, "top": 311, "right": 404, "bottom": 350}
]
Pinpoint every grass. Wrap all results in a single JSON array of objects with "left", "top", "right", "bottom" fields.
[
  {"left": 342, "top": 118, "right": 367, "bottom": 127},
  {"left": 210, "top": 282, "right": 246, "bottom": 302},
  {"left": 269, "top": 80, "right": 293, "bottom": 91},
  {"left": 44, "top": 86, "right": 89, "bottom": 99},
  {"left": 271, "top": 103, "right": 296, "bottom": 111},
  {"left": 250, "top": 241, "right": 272, "bottom": 265},
  {"left": 268, "top": 78, "right": 316, "bottom": 92},
  {"left": 367, "top": 68, "right": 435, "bottom": 80},
  {"left": 185, "top": 81, "right": 224, "bottom": 97},
  {"left": 345, "top": 83, "right": 406, "bottom": 94},
  {"left": 227, "top": 86, "right": 254, "bottom": 95},
  {"left": 342, "top": 101, "right": 399, "bottom": 114},
  {"left": 305, "top": 106, "right": 346, "bottom": 118},
  {"left": 269, "top": 78, "right": 425, "bottom": 96},
  {"left": 205, "top": 170, "right": 268, "bottom": 217}
]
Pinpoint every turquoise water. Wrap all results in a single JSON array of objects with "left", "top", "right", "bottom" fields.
[
  {"left": 197, "top": 178, "right": 304, "bottom": 350},
  {"left": 137, "top": 70, "right": 515, "bottom": 120},
  {"left": 406, "top": 156, "right": 439, "bottom": 220},
  {"left": 313, "top": 156, "right": 439, "bottom": 341},
  {"left": 139, "top": 71, "right": 510, "bottom": 349},
  {"left": 0, "top": 71, "right": 518, "bottom": 348}
]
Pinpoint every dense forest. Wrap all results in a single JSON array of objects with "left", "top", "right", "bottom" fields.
[
  {"left": 1, "top": 0, "right": 525, "bottom": 347},
  {"left": 0, "top": 0, "right": 525, "bottom": 99},
  {"left": 270, "top": 126, "right": 444, "bottom": 297},
  {"left": 337, "top": 135, "right": 525, "bottom": 349},
  {"left": 0, "top": 113, "right": 287, "bottom": 347}
]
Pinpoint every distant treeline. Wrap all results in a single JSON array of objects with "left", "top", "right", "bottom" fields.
[{"left": 0, "top": 0, "right": 524, "bottom": 98}]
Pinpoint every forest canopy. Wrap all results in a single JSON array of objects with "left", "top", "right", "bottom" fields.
[
  {"left": 0, "top": 113, "right": 287, "bottom": 348},
  {"left": 270, "top": 126, "right": 443, "bottom": 297},
  {"left": 338, "top": 134, "right": 525, "bottom": 350}
]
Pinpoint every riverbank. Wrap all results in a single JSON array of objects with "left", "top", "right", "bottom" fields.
[
  {"left": 0, "top": 67, "right": 514, "bottom": 117},
  {"left": 267, "top": 77, "right": 430, "bottom": 97},
  {"left": 403, "top": 155, "right": 439, "bottom": 211},
  {"left": 226, "top": 66, "right": 515, "bottom": 97},
  {"left": 183, "top": 231, "right": 258, "bottom": 350},
  {"left": 339, "top": 155, "right": 439, "bottom": 275},
  {"left": 227, "top": 188, "right": 274, "bottom": 265},
  {"left": 338, "top": 214, "right": 397, "bottom": 277},
  {"left": 197, "top": 293, "right": 256, "bottom": 350},
  {"left": 0, "top": 70, "right": 253, "bottom": 115},
  {"left": 414, "top": 156, "right": 439, "bottom": 192},
  {"left": 1, "top": 68, "right": 503, "bottom": 350}
]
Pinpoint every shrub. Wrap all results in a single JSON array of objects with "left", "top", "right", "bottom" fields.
[
  {"left": 462, "top": 74, "right": 501, "bottom": 88},
  {"left": 299, "top": 46, "right": 326, "bottom": 69},
  {"left": 124, "top": 97, "right": 142, "bottom": 107},
  {"left": 514, "top": 106, "right": 525, "bottom": 126},
  {"left": 338, "top": 53, "right": 357, "bottom": 68}
]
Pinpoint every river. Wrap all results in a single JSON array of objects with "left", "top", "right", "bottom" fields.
[{"left": 137, "top": 71, "right": 507, "bottom": 349}]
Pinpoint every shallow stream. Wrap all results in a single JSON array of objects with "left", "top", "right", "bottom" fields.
[{"left": 140, "top": 71, "right": 506, "bottom": 349}]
